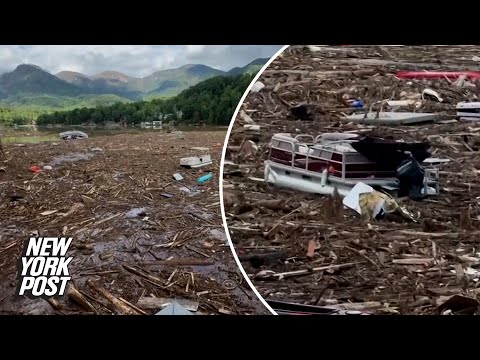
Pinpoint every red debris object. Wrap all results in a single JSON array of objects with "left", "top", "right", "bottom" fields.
[
  {"left": 30, "top": 166, "right": 42, "bottom": 173},
  {"left": 307, "top": 240, "right": 316, "bottom": 259},
  {"left": 396, "top": 71, "right": 480, "bottom": 80}
]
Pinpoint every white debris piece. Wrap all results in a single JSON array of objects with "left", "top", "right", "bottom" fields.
[
  {"left": 422, "top": 158, "right": 451, "bottom": 165},
  {"left": 343, "top": 182, "right": 386, "bottom": 219},
  {"left": 250, "top": 81, "right": 265, "bottom": 93},
  {"left": 238, "top": 140, "right": 258, "bottom": 157},
  {"left": 386, "top": 100, "right": 416, "bottom": 107},
  {"left": 240, "top": 110, "right": 255, "bottom": 124},
  {"left": 243, "top": 124, "right": 260, "bottom": 131},
  {"left": 457, "top": 102, "right": 480, "bottom": 119},
  {"left": 343, "top": 182, "right": 416, "bottom": 221},
  {"left": 307, "top": 45, "right": 328, "bottom": 52},
  {"left": 155, "top": 301, "right": 194, "bottom": 315},
  {"left": 422, "top": 88, "right": 443, "bottom": 102},
  {"left": 179, "top": 155, "right": 212, "bottom": 168}
]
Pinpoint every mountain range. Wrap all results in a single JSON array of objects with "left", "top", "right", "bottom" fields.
[{"left": 0, "top": 58, "right": 268, "bottom": 107}]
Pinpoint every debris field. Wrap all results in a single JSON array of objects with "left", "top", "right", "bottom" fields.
[
  {"left": 0, "top": 130, "right": 266, "bottom": 315},
  {"left": 224, "top": 46, "right": 480, "bottom": 315}
]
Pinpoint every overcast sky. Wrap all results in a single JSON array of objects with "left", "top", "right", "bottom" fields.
[{"left": 0, "top": 45, "right": 284, "bottom": 77}]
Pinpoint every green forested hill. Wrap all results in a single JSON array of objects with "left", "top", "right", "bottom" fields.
[
  {"left": 0, "top": 64, "right": 82, "bottom": 98},
  {"left": 0, "top": 94, "right": 132, "bottom": 125},
  {"left": 0, "top": 58, "right": 267, "bottom": 125},
  {"left": 227, "top": 58, "right": 269, "bottom": 76},
  {"left": 36, "top": 74, "right": 254, "bottom": 126}
]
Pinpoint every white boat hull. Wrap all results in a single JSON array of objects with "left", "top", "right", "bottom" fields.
[
  {"left": 264, "top": 161, "right": 400, "bottom": 197},
  {"left": 180, "top": 155, "right": 212, "bottom": 168},
  {"left": 188, "top": 161, "right": 213, "bottom": 169},
  {"left": 59, "top": 131, "right": 88, "bottom": 140},
  {"left": 347, "top": 112, "right": 436, "bottom": 125}
]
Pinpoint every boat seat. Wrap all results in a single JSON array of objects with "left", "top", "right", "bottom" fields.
[{"left": 296, "top": 145, "right": 314, "bottom": 155}]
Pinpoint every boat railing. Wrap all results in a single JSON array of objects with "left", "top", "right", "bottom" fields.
[
  {"left": 270, "top": 142, "right": 400, "bottom": 180},
  {"left": 294, "top": 134, "right": 315, "bottom": 143},
  {"left": 317, "top": 139, "right": 358, "bottom": 145}
]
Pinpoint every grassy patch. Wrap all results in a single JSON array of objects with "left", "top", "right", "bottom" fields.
[{"left": 2, "top": 134, "right": 59, "bottom": 144}]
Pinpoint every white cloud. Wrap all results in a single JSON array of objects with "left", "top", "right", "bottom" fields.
[
  {"left": 0, "top": 45, "right": 283, "bottom": 77},
  {"left": 0, "top": 47, "right": 14, "bottom": 62},
  {"left": 185, "top": 45, "right": 207, "bottom": 55}
]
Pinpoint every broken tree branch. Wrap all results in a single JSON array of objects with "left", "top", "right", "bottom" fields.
[{"left": 86, "top": 279, "right": 142, "bottom": 315}]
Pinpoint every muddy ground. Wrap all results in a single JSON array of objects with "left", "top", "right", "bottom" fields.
[
  {"left": 224, "top": 46, "right": 480, "bottom": 315},
  {"left": 0, "top": 130, "right": 267, "bottom": 315}
]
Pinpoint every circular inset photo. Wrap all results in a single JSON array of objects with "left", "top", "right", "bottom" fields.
[{"left": 222, "top": 45, "right": 480, "bottom": 315}]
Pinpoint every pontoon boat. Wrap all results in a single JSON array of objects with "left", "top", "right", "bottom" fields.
[
  {"left": 59, "top": 130, "right": 89, "bottom": 140},
  {"left": 264, "top": 133, "right": 439, "bottom": 198}
]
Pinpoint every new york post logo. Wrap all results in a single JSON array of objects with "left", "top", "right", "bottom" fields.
[{"left": 16, "top": 237, "right": 73, "bottom": 299}]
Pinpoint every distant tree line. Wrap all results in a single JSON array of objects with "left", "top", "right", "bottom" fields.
[
  {"left": 36, "top": 74, "right": 255, "bottom": 126},
  {"left": 0, "top": 108, "right": 43, "bottom": 125}
]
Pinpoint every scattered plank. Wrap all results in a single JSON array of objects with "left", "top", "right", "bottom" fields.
[
  {"left": 122, "top": 264, "right": 165, "bottom": 288},
  {"left": 239, "top": 251, "right": 288, "bottom": 263},
  {"left": 0, "top": 239, "right": 21, "bottom": 254},
  {"left": 331, "top": 302, "right": 383, "bottom": 311},
  {"left": 87, "top": 279, "right": 142, "bottom": 315},
  {"left": 137, "top": 297, "right": 199, "bottom": 311},
  {"left": 40, "top": 210, "right": 59, "bottom": 216},
  {"left": 251, "top": 199, "right": 287, "bottom": 211},
  {"left": 259, "top": 262, "right": 361, "bottom": 280},
  {"left": 184, "top": 245, "right": 211, "bottom": 258},
  {"left": 397, "top": 230, "right": 480, "bottom": 239},
  {"left": 142, "top": 258, "right": 215, "bottom": 266},
  {"left": 67, "top": 284, "right": 98, "bottom": 314},
  {"left": 344, "top": 246, "right": 378, "bottom": 267},
  {"left": 118, "top": 297, "right": 148, "bottom": 315},
  {"left": 392, "top": 258, "right": 434, "bottom": 265},
  {"left": 47, "top": 298, "right": 63, "bottom": 311}
]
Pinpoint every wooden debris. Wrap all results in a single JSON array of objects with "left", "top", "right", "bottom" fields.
[
  {"left": 86, "top": 279, "right": 141, "bottom": 315},
  {"left": 251, "top": 199, "right": 287, "bottom": 211},
  {"left": 67, "top": 284, "right": 98, "bottom": 314},
  {"left": 344, "top": 246, "right": 378, "bottom": 267},
  {"left": 0, "top": 239, "right": 21, "bottom": 254},
  {"left": 47, "top": 298, "right": 63, "bottom": 311},
  {"left": 392, "top": 258, "right": 434, "bottom": 266},
  {"left": 40, "top": 210, "right": 59, "bottom": 216},
  {"left": 258, "top": 262, "right": 361, "bottom": 280},
  {"left": 118, "top": 297, "right": 148, "bottom": 315},
  {"left": 137, "top": 297, "right": 199, "bottom": 311},
  {"left": 184, "top": 245, "right": 210, "bottom": 258},
  {"left": 122, "top": 264, "right": 165, "bottom": 288},
  {"left": 331, "top": 302, "right": 383, "bottom": 311},
  {"left": 142, "top": 258, "right": 215, "bottom": 266}
]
